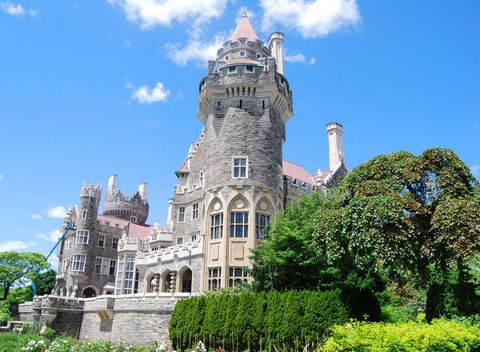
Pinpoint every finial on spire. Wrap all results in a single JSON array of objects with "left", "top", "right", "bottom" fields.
[{"left": 242, "top": 11, "right": 248, "bottom": 18}]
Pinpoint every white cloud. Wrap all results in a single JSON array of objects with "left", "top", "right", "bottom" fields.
[
  {"left": 471, "top": 164, "right": 480, "bottom": 178},
  {"left": 260, "top": 0, "right": 361, "bottom": 38},
  {"left": 0, "top": 240, "right": 31, "bottom": 252},
  {"left": 285, "top": 52, "right": 306, "bottom": 63},
  {"left": 0, "top": 2, "right": 37, "bottom": 17},
  {"left": 46, "top": 206, "right": 67, "bottom": 219},
  {"left": 132, "top": 82, "right": 171, "bottom": 104},
  {"left": 165, "top": 33, "right": 227, "bottom": 67},
  {"left": 309, "top": 57, "right": 316, "bottom": 65},
  {"left": 107, "top": 0, "right": 227, "bottom": 30},
  {"left": 31, "top": 214, "right": 43, "bottom": 221},
  {"left": 36, "top": 229, "right": 62, "bottom": 243}
]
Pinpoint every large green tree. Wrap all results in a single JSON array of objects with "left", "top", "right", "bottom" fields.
[
  {"left": 0, "top": 252, "right": 49, "bottom": 300},
  {"left": 250, "top": 192, "right": 340, "bottom": 291},
  {"left": 316, "top": 148, "right": 480, "bottom": 319}
]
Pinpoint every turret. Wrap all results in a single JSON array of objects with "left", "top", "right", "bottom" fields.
[
  {"left": 102, "top": 175, "right": 149, "bottom": 224},
  {"left": 269, "top": 32, "right": 285, "bottom": 75},
  {"left": 327, "top": 122, "right": 345, "bottom": 171}
]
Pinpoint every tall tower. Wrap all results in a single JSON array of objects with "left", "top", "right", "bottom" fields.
[
  {"left": 327, "top": 122, "right": 345, "bottom": 171},
  {"left": 185, "top": 14, "right": 293, "bottom": 290}
]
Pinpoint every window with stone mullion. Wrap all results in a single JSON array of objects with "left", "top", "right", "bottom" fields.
[
  {"left": 256, "top": 213, "right": 270, "bottom": 239},
  {"left": 230, "top": 211, "right": 248, "bottom": 238},
  {"left": 210, "top": 214, "right": 223, "bottom": 239}
]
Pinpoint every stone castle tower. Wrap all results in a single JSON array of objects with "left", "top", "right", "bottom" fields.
[
  {"left": 170, "top": 14, "right": 293, "bottom": 291},
  {"left": 53, "top": 15, "right": 347, "bottom": 298}
]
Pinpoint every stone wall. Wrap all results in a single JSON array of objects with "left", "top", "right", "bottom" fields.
[
  {"left": 80, "top": 293, "right": 184, "bottom": 343},
  {"left": 18, "top": 302, "right": 33, "bottom": 322},
  {"left": 19, "top": 293, "right": 187, "bottom": 344}
]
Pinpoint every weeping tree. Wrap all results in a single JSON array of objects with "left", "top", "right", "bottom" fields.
[{"left": 316, "top": 148, "right": 480, "bottom": 320}]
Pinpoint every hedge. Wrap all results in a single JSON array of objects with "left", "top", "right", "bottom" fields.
[
  {"left": 322, "top": 319, "right": 480, "bottom": 352},
  {"left": 169, "top": 289, "right": 349, "bottom": 351}
]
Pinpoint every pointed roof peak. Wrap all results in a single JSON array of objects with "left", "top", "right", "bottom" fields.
[{"left": 231, "top": 14, "right": 258, "bottom": 42}]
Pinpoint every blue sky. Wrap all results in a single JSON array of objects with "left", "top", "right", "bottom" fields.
[{"left": 0, "top": 0, "right": 479, "bottom": 267}]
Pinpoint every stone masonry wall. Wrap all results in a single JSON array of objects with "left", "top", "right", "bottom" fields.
[
  {"left": 19, "top": 294, "right": 186, "bottom": 343},
  {"left": 80, "top": 294, "right": 184, "bottom": 344}
]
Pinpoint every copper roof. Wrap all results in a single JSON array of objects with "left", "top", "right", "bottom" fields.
[{"left": 231, "top": 15, "right": 258, "bottom": 42}]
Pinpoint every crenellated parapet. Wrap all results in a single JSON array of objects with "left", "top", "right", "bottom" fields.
[{"left": 103, "top": 175, "right": 149, "bottom": 224}]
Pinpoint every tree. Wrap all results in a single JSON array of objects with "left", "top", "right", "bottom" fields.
[
  {"left": 33, "top": 269, "right": 57, "bottom": 296},
  {"left": 0, "top": 252, "right": 49, "bottom": 300},
  {"left": 250, "top": 192, "right": 342, "bottom": 291},
  {"left": 316, "top": 148, "right": 480, "bottom": 320}
]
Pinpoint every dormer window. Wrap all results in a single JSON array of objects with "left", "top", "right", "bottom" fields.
[
  {"left": 239, "top": 51, "right": 246, "bottom": 57},
  {"left": 130, "top": 215, "right": 137, "bottom": 223},
  {"left": 225, "top": 56, "right": 229, "bottom": 60}
]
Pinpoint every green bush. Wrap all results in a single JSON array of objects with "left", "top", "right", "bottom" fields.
[
  {"left": 321, "top": 319, "right": 480, "bottom": 352},
  {"left": 170, "top": 289, "right": 349, "bottom": 351},
  {"left": 0, "top": 300, "right": 11, "bottom": 325}
]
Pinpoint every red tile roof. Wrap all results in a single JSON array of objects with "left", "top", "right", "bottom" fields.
[
  {"left": 176, "top": 158, "right": 189, "bottom": 174},
  {"left": 231, "top": 15, "right": 258, "bottom": 42},
  {"left": 283, "top": 160, "right": 315, "bottom": 185},
  {"left": 96, "top": 215, "right": 129, "bottom": 229},
  {"left": 128, "top": 223, "right": 152, "bottom": 239}
]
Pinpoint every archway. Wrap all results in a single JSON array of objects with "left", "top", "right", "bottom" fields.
[
  {"left": 162, "top": 270, "right": 174, "bottom": 292},
  {"left": 180, "top": 268, "right": 192, "bottom": 293},
  {"left": 82, "top": 286, "right": 97, "bottom": 298}
]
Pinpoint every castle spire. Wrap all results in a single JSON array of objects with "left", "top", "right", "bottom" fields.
[{"left": 231, "top": 13, "right": 258, "bottom": 42}]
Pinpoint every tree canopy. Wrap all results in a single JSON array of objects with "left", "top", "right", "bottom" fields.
[
  {"left": 251, "top": 148, "right": 480, "bottom": 320},
  {"left": 0, "top": 252, "right": 49, "bottom": 300}
]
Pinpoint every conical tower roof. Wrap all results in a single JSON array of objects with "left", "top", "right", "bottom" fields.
[{"left": 231, "top": 14, "right": 258, "bottom": 42}]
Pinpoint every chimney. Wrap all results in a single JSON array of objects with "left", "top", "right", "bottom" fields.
[
  {"left": 327, "top": 122, "right": 345, "bottom": 171},
  {"left": 269, "top": 32, "right": 285, "bottom": 75},
  {"left": 167, "top": 198, "right": 174, "bottom": 228},
  {"left": 138, "top": 182, "right": 148, "bottom": 201},
  {"left": 108, "top": 174, "right": 117, "bottom": 191}
]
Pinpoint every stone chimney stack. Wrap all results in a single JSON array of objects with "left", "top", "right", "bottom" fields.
[
  {"left": 138, "top": 182, "right": 148, "bottom": 201},
  {"left": 327, "top": 122, "right": 345, "bottom": 171},
  {"left": 269, "top": 32, "right": 285, "bottom": 75},
  {"left": 108, "top": 174, "right": 117, "bottom": 192}
]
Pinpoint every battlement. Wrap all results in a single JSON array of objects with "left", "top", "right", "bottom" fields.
[
  {"left": 80, "top": 183, "right": 102, "bottom": 199},
  {"left": 102, "top": 175, "right": 149, "bottom": 224}
]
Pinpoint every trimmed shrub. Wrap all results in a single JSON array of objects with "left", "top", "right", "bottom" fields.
[
  {"left": 322, "top": 319, "right": 480, "bottom": 352},
  {"left": 170, "top": 289, "right": 349, "bottom": 351}
]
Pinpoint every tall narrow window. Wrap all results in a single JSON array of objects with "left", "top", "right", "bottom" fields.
[
  {"left": 178, "top": 207, "right": 185, "bottom": 223},
  {"left": 95, "top": 257, "right": 102, "bottom": 275},
  {"left": 97, "top": 234, "right": 105, "bottom": 247},
  {"left": 123, "top": 255, "right": 135, "bottom": 294},
  {"left": 192, "top": 203, "right": 199, "bottom": 219},
  {"left": 239, "top": 99, "right": 242, "bottom": 108},
  {"left": 82, "top": 210, "right": 87, "bottom": 220},
  {"left": 230, "top": 212, "right": 249, "bottom": 238},
  {"left": 262, "top": 100, "right": 265, "bottom": 109},
  {"left": 233, "top": 157, "right": 248, "bottom": 178},
  {"left": 256, "top": 213, "right": 271, "bottom": 239},
  {"left": 72, "top": 254, "right": 86, "bottom": 272},
  {"left": 112, "top": 237, "right": 119, "bottom": 250},
  {"left": 76, "top": 230, "right": 89, "bottom": 244},
  {"left": 210, "top": 214, "right": 223, "bottom": 239},
  {"left": 109, "top": 259, "right": 116, "bottom": 276},
  {"left": 208, "top": 267, "right": 222, "bottom": 290}
]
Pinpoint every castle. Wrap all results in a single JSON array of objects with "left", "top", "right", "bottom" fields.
[{"left": 53, "top": 15, "right": 347, "bottom": 299}]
